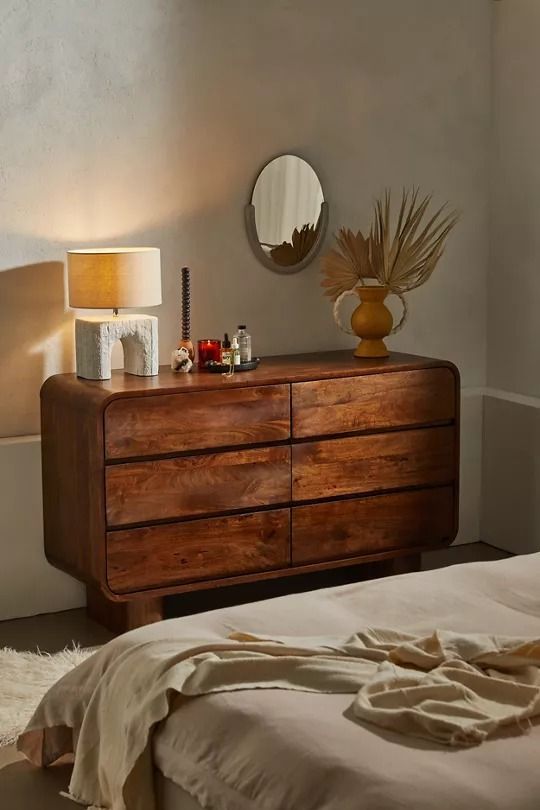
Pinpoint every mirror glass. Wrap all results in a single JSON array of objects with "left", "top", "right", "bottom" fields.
[{"left": 250, "top": 155, "right": 325, "bottom": 269}]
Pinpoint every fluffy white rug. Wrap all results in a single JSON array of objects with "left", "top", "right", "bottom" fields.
[{"left": 0, "top": 646, "right": 95, "bottom": 747}]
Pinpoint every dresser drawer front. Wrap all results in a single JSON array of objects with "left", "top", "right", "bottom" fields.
[
  {"left": 292, "top": 426, "right": 455, "bottom": 502},
  {"left": 106, "top": 446, "right": 291, "bottom": 526},
  {"left": 292, "top": 487, "right": 454, "bottom": 565},
  {"left": 105, "top": 384, "right": 290, "bottom": 460},
  {"left": 292, "top": 368, "right": 456, "bottom": 439},
  {"left": 107, "top": 509, "right": 290, "bottom": 593}
]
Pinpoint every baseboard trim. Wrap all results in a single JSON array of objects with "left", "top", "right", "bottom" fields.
[
  {"left": 480, "top": 387, "right": 540, "bottom": 409},
  {"left": 0, "top": 434, "right": 40, "bottom": 446}
]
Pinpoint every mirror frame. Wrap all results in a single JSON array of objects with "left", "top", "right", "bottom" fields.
[{"left": 245, "top": 154, "right": 329, "bottom": 275}]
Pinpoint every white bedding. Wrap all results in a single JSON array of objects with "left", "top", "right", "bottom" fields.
[
  {"left": 154, "top": 554, "right": 540, "bottom": 810},
  {"left": 22, "top": 554, "right": 540, "bottom": 809}
]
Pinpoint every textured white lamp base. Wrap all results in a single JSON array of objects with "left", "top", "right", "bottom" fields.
[{"left": 75, "top": 314, "right": 159, "bottom": 380}]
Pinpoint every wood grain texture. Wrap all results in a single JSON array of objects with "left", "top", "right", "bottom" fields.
[
  {"left": 41, "top": 377, "right": 106, "bottom": 586},
  {"left": 105, "top": 384, "right": 290, "bottom": 460},
  {"left": 40, "top": 350, "right": 460, "bottom": 632},
  {"left": 105, "top": 446, "right": 291, "bottom": 526},
  {"left": 292, "top": 368, "right": 456, "bottom": 438},
  {"left": 44, "top": 351, "right": 458, "bottom": 406},
  {"left": 292, "top": 487, "right": 454, "bottom": 565},
  {"left": 98, "top": 544, "right": 443, "bottom": 602},
  {"left": 86, "top": 585, "right": 163, "bottom": 633},
  {"left": 107, "top": 509, "right": 290, "bottom": 593},
  {"left": 292, "top": 426, "right": 456, "bottom": 502}
]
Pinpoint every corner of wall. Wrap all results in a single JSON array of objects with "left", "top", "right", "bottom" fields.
[
  {"left": 481, "top": 391, "right": 540, "bottom": 554},
  {"left": 455, "top": 387, "right": 484, "bottom": 545}
]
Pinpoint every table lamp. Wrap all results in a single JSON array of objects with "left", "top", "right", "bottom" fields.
[{"left": 67, "top": 247, "right": 162, "bottom": 380}]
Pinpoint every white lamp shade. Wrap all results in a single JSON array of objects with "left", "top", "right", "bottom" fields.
[{"left": 67, "top": 247, "right": 162, "bottom": 309}]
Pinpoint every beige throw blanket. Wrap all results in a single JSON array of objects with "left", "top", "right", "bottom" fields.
[{"left": 19, "top": 628, "right": 540, "bottom": 810}]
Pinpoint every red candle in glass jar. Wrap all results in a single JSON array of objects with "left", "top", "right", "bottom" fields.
[{"left": 197, "top": 339, "right": 221, "bottom": 369}]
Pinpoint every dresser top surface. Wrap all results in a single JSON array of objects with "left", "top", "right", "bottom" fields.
[{"left": 42, "top": 350, "right": 458, "bottom": 405}]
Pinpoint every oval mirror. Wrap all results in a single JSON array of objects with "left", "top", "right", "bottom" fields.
[{"left": 245, "top": 155, "right": 328, "bottom": 274}]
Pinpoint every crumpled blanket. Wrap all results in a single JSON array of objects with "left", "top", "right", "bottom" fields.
[{"left": 18, "top": 628, "right": 540, "bottom": 810}]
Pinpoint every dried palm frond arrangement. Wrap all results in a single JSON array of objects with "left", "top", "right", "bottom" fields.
[
  {"left": 320, "top": 228, "right": 376, "bottom": 299},
  {"left": 321, "top": 188, "right": 459, "bottom": 334},
  {"left": 270, "top": 223, "right": 319, "bottom": 267}
]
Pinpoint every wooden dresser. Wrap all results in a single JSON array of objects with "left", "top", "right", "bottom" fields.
[{"left": 41, "top": 351, "right": 460, "bottom": 632}]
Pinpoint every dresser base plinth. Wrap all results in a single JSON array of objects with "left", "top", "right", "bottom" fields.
[
  {"left": 380, "top": 552, "right": 422, "bottom": 578},
  {"left": 86, "top": 586, "right": 164, "bottom": 634}
]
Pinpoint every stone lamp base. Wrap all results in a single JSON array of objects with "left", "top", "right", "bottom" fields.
[{"left": 75, "top": 314, "right": 158, "bottom": 380}]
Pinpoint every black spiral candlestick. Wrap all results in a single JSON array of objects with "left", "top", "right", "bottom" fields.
[
  {"left": 178, "top": 266, "right": 194, "bottom": 359},
  {"left": 181, "top": 267, "right": 191, "bottom": 341}
]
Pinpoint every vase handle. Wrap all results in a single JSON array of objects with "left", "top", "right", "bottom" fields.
[
  {"left": 334, "top": 288, "right": 408, "bottom": 336},
  {"left": 390, "top": 291, "right": 408, "bottom": 334},
  {"left": 332, "top": 289, "right": 357, "bottom": 335}
]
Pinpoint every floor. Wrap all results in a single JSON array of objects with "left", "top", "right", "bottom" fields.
[
  {"left": 0, "top": 541, "right": 511, "bottom": 656},
  {"left": 0, "top": 541, "right": 511, "bottom": 809}
]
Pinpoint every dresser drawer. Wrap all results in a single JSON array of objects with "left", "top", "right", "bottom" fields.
[
  {"left": 292, "top": 487, "right": 454, "bottom": 565},
  {"left": 105, "top": 384, "right": 290, "bottom": 460},
  {"left": 292, "top": 368, "right": 456, "bottom": 439},
  {"left": 107, "top": 509, "right": 290, "bottom": 593},
  {"left": 292, "top": 426, "right": 455, "bottom": 502},
  {"left": 106, "top": 446, "right": 291, "bottom": 526}
]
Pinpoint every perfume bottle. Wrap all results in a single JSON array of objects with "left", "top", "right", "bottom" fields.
[
  {"left": 221, "top": 333, "right": 232, "bottom": 365},
  {"left": 231, "top": 336, "right": 241, "bottom": 366},
  {"left": 234, "top": 325, "right": 252, "bottom": 363}
]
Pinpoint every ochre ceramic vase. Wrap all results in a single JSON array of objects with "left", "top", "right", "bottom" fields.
[{"left": 351, "top": 285, "right": 393, "bottom": 358}]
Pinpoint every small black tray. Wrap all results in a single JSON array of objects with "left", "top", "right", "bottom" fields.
[{"left": 205, "top": 358, "right": 260, "bottom": 373}]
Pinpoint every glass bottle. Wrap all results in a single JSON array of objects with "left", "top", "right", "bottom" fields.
[
  {"left": 221, "top": 333, "right": 232, "bottom": 365},
  {"left": 234, "top": 325, "right": 252, "bottom": 363},
  {"left": 231, "top": 336, "right": 241, "bottom": 366}
]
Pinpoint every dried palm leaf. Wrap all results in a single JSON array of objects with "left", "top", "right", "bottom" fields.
[
  {"left": 370, "top": 188, "right": 459, "bottom": 293},
  {"left": 320, "top": 227, "right": 376, "bottom": 301},
  {"left": 270, "top": 223, "right": 318, "bottom": 266}
]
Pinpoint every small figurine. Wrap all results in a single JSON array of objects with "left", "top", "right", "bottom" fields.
[{"left": 171, "top": 346, "right": 193, "bottom": 373}]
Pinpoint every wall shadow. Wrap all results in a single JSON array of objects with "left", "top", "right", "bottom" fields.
[{"left": 0, "top": 262, "right": 74, "bottom": 437}]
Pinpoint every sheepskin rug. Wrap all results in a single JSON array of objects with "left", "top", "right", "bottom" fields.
[{"left": 0, "top": 646, "right": 95, "bottom": 747}]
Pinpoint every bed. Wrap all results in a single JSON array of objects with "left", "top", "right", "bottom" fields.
[{"left": 21, "top": 553, "right": 540, "bottom": 809}]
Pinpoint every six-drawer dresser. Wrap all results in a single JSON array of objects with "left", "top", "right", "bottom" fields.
[{"left": 41, "top": 351, "right": 460, "bottom": 632}]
